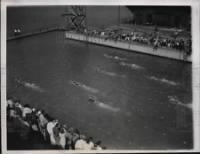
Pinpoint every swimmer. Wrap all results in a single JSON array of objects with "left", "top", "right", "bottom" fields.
[
  {"left": 88, "top": 96, "right": 120, "bottom": 112},
  {"left": 88, "top": 96, "right": 97, "bottom": 104},
  {"left": 70, "top": 81, "right": 99, "bottom": 94},
  {"left": 70, "top": 80, "right": 80, "bottom": 86}
]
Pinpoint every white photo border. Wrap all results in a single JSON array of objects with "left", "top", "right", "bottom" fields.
[{"left": 1, "top": 0, "right": 200, "bottom": 153}]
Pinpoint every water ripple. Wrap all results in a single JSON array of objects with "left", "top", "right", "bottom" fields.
[{"left": 16, "top": 79, "right": 45, "bottom": 93}]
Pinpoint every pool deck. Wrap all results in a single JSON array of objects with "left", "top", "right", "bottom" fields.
[
  {"left": 7, "top": 27, "right": 65, "bottom": 41},
  {"left": 65, "top": 32, "right": 192, "bottom": 63}
]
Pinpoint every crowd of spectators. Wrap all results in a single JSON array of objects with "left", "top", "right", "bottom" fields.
[
  {"left": 7, "top": 97, "right": 105, "bottom": 150},
  {"left": 81, "top": 28, "right": 192, "bottom": 56}
]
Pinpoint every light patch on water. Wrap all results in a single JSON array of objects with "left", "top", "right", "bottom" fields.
[
  {"left": 69, "top": 80, "right": 99, "bottom": 94},
  {"left": 148, "top": 76, "right": 179, "bottom": 86},
  {"left": 95, "top": 68, "right": 126, "bottom": 78},
  {"left": 97, "top": 101, "right": 120, "bottom": 112},
  {"left": 104, "top": 54, "right": 127, "bottom": 61},
  {"left": 119, "top": 62, "right": 144, "bottom": 70},
  {"left": 168, "top": 96, "right": 192, "bottom": 109},
  {"left": 88, "top": 95, "right": 120, "bottom": 112},
  {"left": 16, "top": 79, "right": 45, "bottom": 93}
]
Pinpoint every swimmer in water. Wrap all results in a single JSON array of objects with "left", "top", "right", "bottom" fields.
[
  {"left": 88, "top": 96, "right": 102, "bottom": 106},
  {"left": 70, "top": 80, "right": 80, "bottom": 87},
  {"left": 88, "top": 97, "right": 104, "bottom": 107},
  {"left": 88, "top": 96, "right": 96, "bottom": 104},
  {"left": 74, "top": 82, "right": 80, "bottom": 86},
  {"left": 88, "top": 96, "right": 120, "bottom": 112}
]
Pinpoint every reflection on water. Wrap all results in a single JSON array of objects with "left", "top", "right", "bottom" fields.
[
  {"left": 168, "top": 96, "right": 192, "bottom": 109},
  {"left": 88, "top": 95, "right": 120, "bottom": 113},
  {"left": 104, "top": 53, "right": 127, "bottom": 61},
  {"left": 15, "top": 79, "right": 45, "bottom": 93},
  {"left": 119, "top": 61, "right": 145, "bottom": 70},
  {"left": 69, "top": 80, "right": 100, "bottom": 94},
  {"left": 95, "top": 67, "right": 126, "bottom": 78},
  {"left": 7, "top": 31, "right": 193, "bottom": 149},
  {"left": 147, "top": 76, "right": 179, "bottom": 86}
]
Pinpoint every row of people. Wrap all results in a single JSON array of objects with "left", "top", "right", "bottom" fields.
[
  {"left": 81, "top": 29, "right": 192, "bottom": 55},
  {"left": 7, "top": 97, "right": 104, "bottom": 150}
]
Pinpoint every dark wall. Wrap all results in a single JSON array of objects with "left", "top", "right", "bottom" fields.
[
  {"left": 7, "top": 6, "right": 66, "bottom": 36},
  {"left": 7, "top": 6, "right": 191, "bottom": 37},
  {"left": 127, "top": 6, "right": 191, "bottom": 29},
  {"left": 7, "top": 6, "right": 133, "bottom": 37}
]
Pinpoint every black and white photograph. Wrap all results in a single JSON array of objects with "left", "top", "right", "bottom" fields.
[{"left": 1, "top": 0, "right": 200, "bottom": 153}]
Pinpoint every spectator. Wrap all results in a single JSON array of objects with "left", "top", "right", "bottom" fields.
[
  {"left": 22, "top": 104, "right": 32, "bottom": 119},
  {"left": 75, "top": 135, "right": 87, "bottom": 150},
  {"left": 7, "top": 98, "right": 14, "bottom": 108},
  {"left": 84, "top": 137, "right": 94, "bottom": 150},
  {"left": 7, "top": 96, "right": 106, "bottom": 150},
  {"left": 46, "top": 119, "right": 58, "bottom": 145},
  {"left": 71, "top": 128, "right": 80, "bottom": 149},
  {"left": 64, "top": 126, "right": 73, "bottom": 149},
  {"left": 14, "top": 100, "right": 23, "bottom": 117},
  {"left": 7, "top": 98, "right": 15, "bottom": 119},
  {"left": 59, "top": 127, "right": 67, "bottom": 149},
  {"left": 94, "top": 140, "right": 103, "bottom": 150},
  {"left": 37, "top": 110, "right": 49, "bottom": 140},
  {"left": 53, "top": 123, "right": 61, "bottom": 146}
]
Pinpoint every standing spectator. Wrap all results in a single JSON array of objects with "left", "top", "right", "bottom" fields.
[
  {"left": 53, "top": 123, "right": 61, "bottom": 146},
  {"left": 46, "top": 119, "right": 58, "bottom": 145},
  {"left": 64, "top": 126, "right": 73, "bottom": 149},
  {"left": 71, "top": 128, "right": 80, "bottom": 149},
  {"left": 59, "top": 127, "right": 67, "bottom": 149},
  {"left": 37, "top": 110, "right": 49, "bottom": 140},
  {"left": 14, "top": 100, "right": 23, "bottom": 117},
  {"left": 153, "top": 38, "right": 159, "bottom": 50},
  {"left": 30, "top": 108, "right": 39, "bottom": 132},
  {"left": 7, "top": 98, "right": 15, "bottom": 119},
  {"left": 7, "top": 98, "right": 14, "bottom": 108}
]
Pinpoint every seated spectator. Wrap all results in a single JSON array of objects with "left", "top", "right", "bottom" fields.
[
  {"left": 22, "top": 104, "right": 32, "bottom": 119},
  {"left": 75, "top": 135, "right": 87, "bottom": 150},
  {"left": 94, "top": 140, "right": 103, "bottom": 150},
  {"left": 84, "top": 137, "right": 94, "bottom": 150},
  {"left": 71, "top": 128, "right": 80, "bottom": 149}
]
